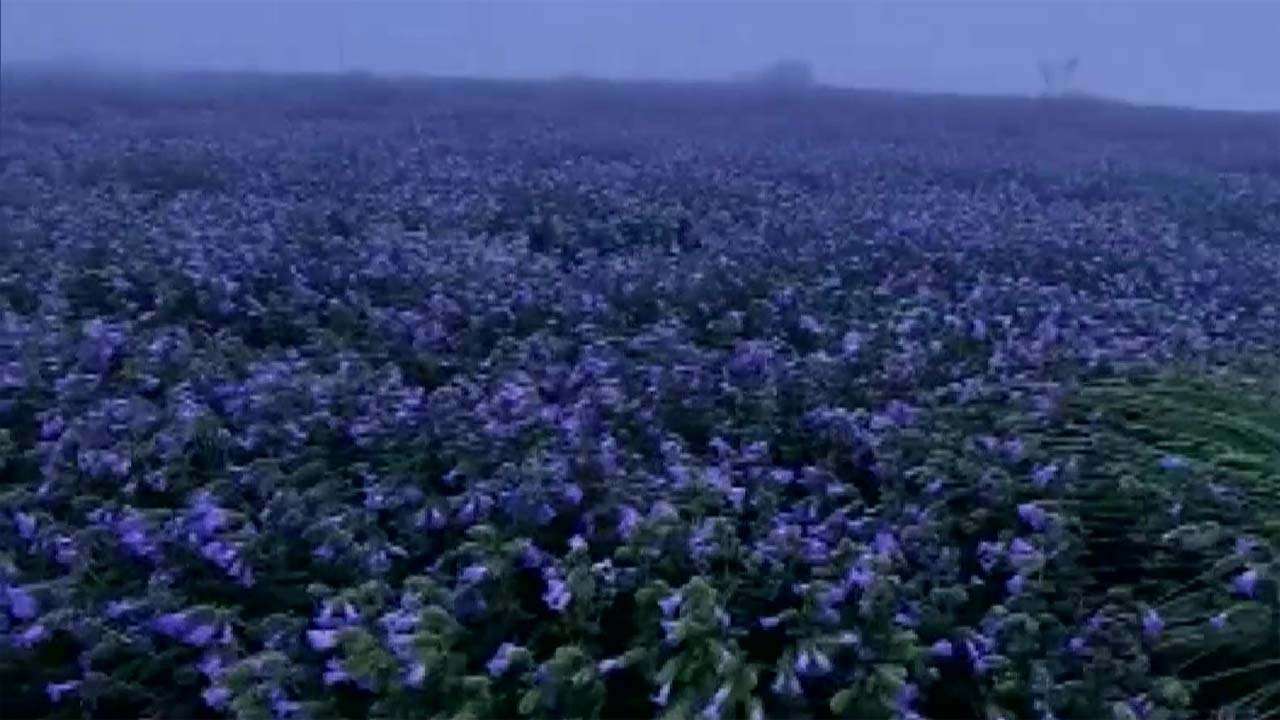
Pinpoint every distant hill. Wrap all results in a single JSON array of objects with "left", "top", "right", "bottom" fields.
[{"left": 734, "top": 59, "right": 816, "bottom": 89}]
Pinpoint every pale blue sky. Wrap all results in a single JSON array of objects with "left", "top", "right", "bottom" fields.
[{"left": 3, "top": 1, "right": 1278, "bottom": 111}]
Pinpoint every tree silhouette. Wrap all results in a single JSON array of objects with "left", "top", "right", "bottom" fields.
[{"left": 1038, "top": 56, "right": 1080, "bottom": 97}]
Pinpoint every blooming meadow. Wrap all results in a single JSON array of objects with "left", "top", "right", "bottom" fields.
[{"left": 1, "top": 74, "right": 1278, "bottom": 719}]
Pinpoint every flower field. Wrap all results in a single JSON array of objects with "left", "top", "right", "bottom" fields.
[{"left": 1, "top": 73, "right": 1278, "bottom": 719}]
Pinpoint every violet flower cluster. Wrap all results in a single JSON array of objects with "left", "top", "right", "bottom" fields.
[{"left": 1, "top": 75, "right": 1277, "bottom": 720}]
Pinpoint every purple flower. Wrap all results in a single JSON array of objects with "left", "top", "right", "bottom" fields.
[
  {"left": 107, "top": 600, "right": 139, "bottom": 619},
  {"left": 769, "top": 468, "right": 796, "bottom": 486},
  {"left": 115, "top": 513, "right": 159, "bottom": 560},
  {"left": 1209, "top": 613, "right": 1228, "bottom": 631},
  {"left": 618, "top": 505, "right": 641, "bottom": 540},
  {"left": 704, "top": 465, "right": 731, "bottom": 492},
  {"left": 728, "top": 340, "right": 774, "bottom": 381},
  {"left": 52, "top": 536, "right": 77, "bottom": 566},
  {"left": 487, "top": 642, "right": 519, "bottom": 677},
  {"left": 543, "top": 575, "right": 571, "bottom": 612},
  {"left": 1236, "top": 536, "right": 1259, "bottom": 557},
  {"left": 154, "top": 608, "right": 220, "bottom": 647},
  {"left": 651, "top": 500, "right": 680, "bottom": 521},
  {"left": 652, "top": 680, "right": 672, "bottom": 706},
  {"left": 885, "top": 400, "right": 918, "bottom": 427},
  {"left": 1233, "top": 568, "right": 1259, "bottom": 598},
  {"left": 80, "top": 318, "right": 125, "bottom": 372},
  {"left": 307, "top": 629, "right": 341, "bottom": 651},
  {"left": 460, "top": 563, "right": 489, "bottom": 584},
  {"left": 841, "top": 329, "right": 863, "bottom": 358},
  {"left": 562, "top": 483, "right": 584, "bottom": 506},
  {"left": 0, "top": 361, "right": 24, "bottom": 389},
  {"left": 846, "top": 563, "right": 875, "bottom": 590},
  {"left": 46, "top": 680, "right": 80, "bottom": 703},
  {"left": 1067, "top": 636, "right": 1088, "bottom": 656},
  {"left": 977, "top": 541, "right": 1003, "bottom": 573},
  {"left": 1006, "top": 574, "right": 1027, "bottom": 596},
  {"left": 15, "top": 512, "right": 36, "bottom": 541},
  {"left": 804, "top": 537, "right": 831, "bottom": 564},
  {"left": 1017, "top": 503, "right": 1048, "bottom": 531},
  {"left": 14, "top": 622, "right": 47, "bottom": 648},
  {"left": 198, "top": 652, "right": 226, "bottom": 679},
  {"left": 1030, "top": 463, "right": 1058, "bottom": 488},
  {"left": 323, "top": 658, "right": 351, "bottom": 686},
  {"left": 154, "top": 611, "right": 190, "bottom": 638},
  {"left": 78, "top": 448, "right": 132, "bottom": 480},
  {"left": 108, "top": 448, "right": 133, "bottom": 476},
  {"left": 202, "top": 685, "right": 231, "bottom": 709},
  {"left": 200, "top": 540, "right": 235, "bottom": 565},
  {"left": 964, "top": 634, "right": 997, "bottom": 675},
  {"left": 6, "top": 586, "right": 38, "bottom": 620},
  {"left": 380, "top": 608, "right": 418, "bottom": 635},
  {"left": 794, "top": 648, "right": 813, "bottom": 675},
  {"left": 931, "top": 639, "right": 954, "bottom": 658},
  {"left": 771, "top": 669, "right": 802, "bottom": 697},
  {"left": 896, "top": 682, "right": 920, "bottom": 719},
  {"left": 188, "top": 492, "right": 228, "bottom": 537},
  {"left": 520, "top": 542, "right": 548, "bottom": 569},
  {"left": 743, "top": 441, "right": 769, "bottom": 464},
  {"left": 1159, "top": 454, "right": 1189, "bottom": 471},
  {"left": 269, "top": 687, "right": 300, "bottom": 718},
  {"left": 874, "top": 530, "right": 900, "bottom": 559},
  {"left": 415, "top": 506, "right": 447, "bottom": 531},
  {"left": 1008, "top": 538, "right": 1041, "bottom": 570},
  {"left": 659, "top": 591, "right": 682, "bottom": 617},
  {"left": 405, "top": 661, "right": 427, "bottom": 688},
  {"left": 1142, "top": 609, "right": 1164, "bottom": 640},
  {"left": 184, "top": 622, "right": 219, "bottom": 647}
]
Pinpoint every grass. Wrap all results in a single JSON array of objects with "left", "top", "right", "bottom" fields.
[
  {"left": 1061, "top": 362, "right": 1280, "bottom": 716},
  {"left": 1079, "top": 364, "right": 1280, "bottom": 521}
]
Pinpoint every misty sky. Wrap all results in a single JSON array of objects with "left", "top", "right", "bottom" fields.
[{"left": 2, "top": 1, "right": 1278, "bottom": 111}]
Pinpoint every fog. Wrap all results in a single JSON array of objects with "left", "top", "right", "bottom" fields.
[{"left": 3, "top": 0, "right": 1278, "bottom": 112}]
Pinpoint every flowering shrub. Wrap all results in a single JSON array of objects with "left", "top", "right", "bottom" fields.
[{"left": 1, "top": 75, "right": 1278, "bottom": 719}]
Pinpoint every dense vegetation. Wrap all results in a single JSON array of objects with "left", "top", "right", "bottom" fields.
[{"left": 1, "top": 72, "right": 1278, "bottom": 720}]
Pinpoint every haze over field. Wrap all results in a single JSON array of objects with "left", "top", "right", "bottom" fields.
[
  {"left": 2, "top": 0, "right": 1279, "bottom": 112},
  {"left": 3, "top": 0, "right": 1280, "bottom": 715}
]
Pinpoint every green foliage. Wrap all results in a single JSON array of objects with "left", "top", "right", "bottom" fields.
[{"left": 1046, "top": 364, "right": 1280, "bottom": 717}]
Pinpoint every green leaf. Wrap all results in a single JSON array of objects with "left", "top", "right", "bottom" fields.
[
  {"left": 518, "top": 689, "right": 541, "bottom": 716},
  {"left": 830, "top": 688, "right": 856, "bottom": 715},
  {"left": 1151, "top": 678, "right": 1190, "bottom": 708}
]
